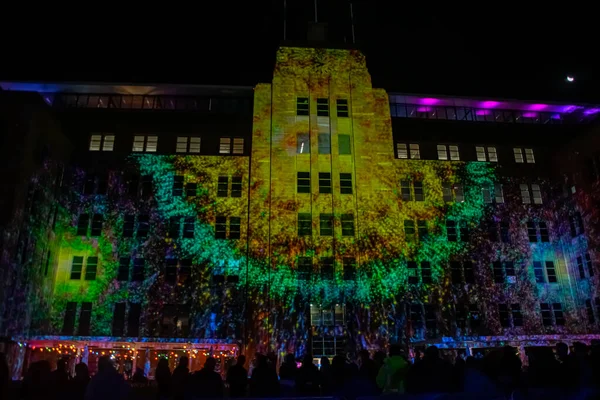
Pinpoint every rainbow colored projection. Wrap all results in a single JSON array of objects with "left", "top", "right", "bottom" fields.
[{"left": 16, "top": 47, "right": 599, "bottom": 359}]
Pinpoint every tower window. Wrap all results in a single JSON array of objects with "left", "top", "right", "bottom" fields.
[
  {"left": 297, "top": 97, "right": 309, "bottom": 116},
  {"left": 297, "top": 172, "right": 311, "bottom": 193},
  {"left": 340, "top": 173, "right": 352, "bottom": 194},
  {"left": 317, "top": 98, "right": 329, "bottom": 117},
  {"left": 336, "top": 99, "right": 349, "bottom": 117}
]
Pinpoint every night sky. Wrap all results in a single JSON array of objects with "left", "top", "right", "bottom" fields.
[{"left": 3, "top": 1, "right": 597, "bottom": 103}]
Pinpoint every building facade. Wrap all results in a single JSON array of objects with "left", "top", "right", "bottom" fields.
[{"left": 1, "top": 46, "right": 600, "bottom": 376}]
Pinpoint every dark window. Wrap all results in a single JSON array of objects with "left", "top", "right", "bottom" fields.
[
  {"left": 91, "top": 214, "right": 103, "bottom": 236},
  {"left": 404, "top": 220, "right": 415, "bottom": 241},
  {"left": 500, "top": 222, "right": 510, "bottom": 243},
  {"left": 586, "top": 300, "right": 596, "bottom": 324},
  {"left": 169, "top": 216, "right": 181, "bottom": 238},
  {"left": 71, "top": 256, "right": 83, "bottom": 280},
  {"left": 215, "top": 216, "right": 227, "bottom": 239},
  {"left": 83, "top": 174, "right": 96, "bottom": 195},
  {"left": 317, "top": 98, "right": 329, "bottom": 117},
  {"left": 298, "top": 213, "right": 312, "bottom": 236},
  {"left": 128, "top": 175, "right": 139, "bottom": 197},
  {"left": 85, "top": 257, "right": 98, "bottom": 280},
  {"left": 450, "top": 261, "right": 462, "bottom": 283},
  {"left": 553, "top": 303, "right": 565, "bottom": 326},
  {"left": 527, "top": 221, "right": 537, "bottom": 242},
  {"left": 179, "top": 259, "right": 192, "bottom": 285},
  {"left": 231, "top": 176, "right": 242, "bottom": 197},
  {"left": 230, "top": 217, "right": 241, "bottom": 239},
  {"left": 336, "top": 99, "right": 349, "bottom": 117},
  {"left": 186, "top": 182, "right": 197, "bottom": 197},
  {"left": 410, "top": 304, "right": 423, "bottom": 328},
  {"left": 401, "top": 180, "right": 412, "bottom": 201},
  {"left": 123, "top": 214, "right": 135, "bottom": 237},
  {"left": 425, "top": 305, "right": 437, "bottom": 335},
  {"left": 297, "top": 97, "right": 309, "bottom": 116},
  {"left": 320, "top": 257, "right": 334, "bottom": 280},
  {"left": 137, "top": 215, "right": 149, "bottom": 238},
  {"left": 132, "top": 258, "right": 145, "bottom": 281},
  {"left": 492, "top": 261, "right": 504, "bottom": 283},
  {"left": 442, "top": 183, "right": 453, "bottom": 202},
  {"left": 183, "top": 217, "right": 195, "bottom": 239},
  {"left": 546, "top": 261, "right": 557, "bottom": 283},
  {"left": 217, "top": 176, "right": 228, "bottom": 197},
  {"left": 577, "top": 256, "right": 586, "bottom": 279},
  {"left": 464, "top": 261, "right": 475, "bottom": 284},
  {"left": 541, "top": 303, "right": 552, "bottom": 326},
  {"left": 504, "top": 262, "right": 515, "bottom": 277},
  {"left": 63, "top": 302, "right": 77, "bottom": 335},
  {"left": 343, "top": 257, "right": 356, "bottom": 280},
  {"left": 340, "top": 173, "right": 352, "bottom": 194},
  {"left": 417, "top": 220, "right": 427, "bottom": 240},
  {"left": 117, "top": 257, "right": 130, "bottom": 281},
  {"left": 531, "top": 261, "right": 544, "bottom": 283},
  {"left": 576, "top": 212, "right": 585, "bottom": 234},
  {"left": 112, "top": 303, "right": 126, "bottom": 336},
  {"left": 539, "top": 222, "right": 550, "bottom": 242},
  {"left": 512, "top": 304, "right": 523, "bottom": 327},
  {"left": 79, "top": 302, "right": 92, "bottom": 336},
  {"left": 165, "top": 259, "right": 177, "bottom": 284},
  {"left": 339, "top": 134, "right": 351, "bottom": 155},
  {"left": 77, "top": 214, "right": 89, "bottom": 236},
  {"left": 141, "top": 175, "right": 153, "bottom": 197},
  {"left": 341, "top": 214, "right": 355, "bottom": 236},
  {"left": 298, "top": 172, "right": 311, "bottom": 193},
  {"left": 319, "top": 173, "right": 332, "bottom": 194},
  {"left": 318, "top": 133, "right": 331, "bottom": 154},
  {"left": 128, "top": 303, "right": 141, "bottom": 337},
  {"left": 97, "top": 173, "right": 108, "bottom": 195},
  {"left": 499, "top": 304, "right": 510, "bottom": 327},
  {"left": 173, "top": 175, "right": 184, "bottom": 196},
  {"left": 421, "top": 261, "right": 432, "bottom": 284},
  {"left": 320, "top": 214, "right": 334, "bottom": 236},
  {"left": 414, "top": 181, "right": 424, "bottom": 201},
  {"left": 469, "top": 304, "right": 481, "bottom": 331},
  {"left": 460, "top": 221, "right": 470, "bottom": 242},
  {"left": 586, "top": 253, "right": 594, "bottom": 277},
  {"left": 298, "top": 257, "right": 313, "bottom": 280},
  {"left": 447, "top": 220, "right": 457, "bottom": 242},
  {"left": 488, "top": 221, "right": 499, "bottom": 242},
  {"left": 407, "top": 261, "right": 418, "bottom": 284}
]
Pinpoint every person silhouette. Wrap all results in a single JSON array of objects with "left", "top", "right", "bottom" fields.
[{"left": 226, "top": 355, "right": 248, "bottom": 397}]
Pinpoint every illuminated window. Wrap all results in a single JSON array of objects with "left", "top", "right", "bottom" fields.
[
  {"left": 137, "top": 215, "right": 149, "bottom": 238},
  {"left": 317, "top": 98, "right": 329, "bottom": 117},
  {"left": 338, "top": 134, "right": 351, "bottom": 155},
  {"left": 476, "top": 146, "right": 498, "bottom": 162},
  {"left": 514, "top": 148, "right": 524, "bottom": 163},
  {"left": 89, "top": 134, "right": 115, "bottom": 151},
  {"left": 298, "top": 257, "right": 312, "bottom": 280},
  {"left": 173, "top": 176, "right": 184, "bottom": 196},
  {"left": 297, "top": 97, "right": 309, "bottom": 116},
  {"left": 488, "top": 147, "right": 498, "bottom": 162},
  {"left": 514, "top": 148, "right": 535, "bottom": 163},
  {"left": 77, "top": 214, "right": 90, "bottom": 236},
  {"left": 297, "top": 133, "right": 310, "bottom": 154},
  {"left": 123, "top": 215, "right": 135, "bottom": 237},
  {"left": 70, "top": 256, "right": 84, "bottom": 280},
  {"left": 531, "top": 184, "right": 542, "bottom": 204},
  {"left": 585, "top": 253, "right": 594, "bottom": 277},
  {"left": 79, "top": 302, "right": 92, "bottom": 335},
  {"left": 215, "top": 216, "right": 227, "bottom": 239},
  {"left": 186, "top": 182, "right": 197, "bottom": 197},
  {"left": 132, "top": 258, "right": 145, "bottom": 281},
  {"left": 421, "top": 261, "right": 432, "bottom": 284},
  {"left": 217, "top": 176, "right": 229, "bottom": 197},
  {"left": 525, "top": 148, "right": 535, "bottom": 163},
  {"left": 341, "top": 214, "right": 355, "bottom": 236},
  {"left": 233, "top": 138, "right": 244, "bottom": 154},
  {"left": 577, "top": 256, "right": 586, "bottom": 279},
  {"left": 318, "top": 133, "right": 331, "bottom": 154},
  {"left": 336, "top": 99, "right": 349, "bottom": 117},
  {"left": 545, "top": 261, "right": 557, "bottom": 283},
  {"left": 437, "top": 145, "right": 448, "bottom": 160},
  {"left": 229, "top": 217, "right": 241, "bottom": 239},
  {"left": 319, "top": 173, "right": 332, "bottom": 194},
  {"left": 482, "top": 183, "right": 504, "bottom": 204},
  {"left": 231, "top": 176, "right": 242, "bottom": 197},
  {"left": 340, "top": 173, "right": 352, "bottom": 194},
  {"left": 113, "top": 303, "right": 126, "bottom": 336},
  {"left": 219, "top": 138, "right": 231, "bottom": 154},
  {"left": 176, "top": 136, "right": 201, "bottom": 153},
  {"left": 298, "top": 213, "right": 312, "bottom": 236},
  {"left": 320, "top": 257, "right": 334, "bottom": 280},
  {"left": 132, "top": 135, "right": 158, "bottom": 152},
  {"left": 320, "top": 214, "right": 334, "bottom": 236},
  {"left": 520, "top": 183, "right": 542, "bottom": 204},
  {"left": 397, "top": 143, "right": 408, "bottom": 159},
  {"left": 183, "top": 217, "right": 195, "bottom": 239},
  {"left": 499, "top": 304, "right": 510, "bottom": 327},
  {"left": 297, "top": 172, "right": 310, "bottom": 193},
  {"left": 343, "top": 257, "right": 356, "bottom": 280},
  {"left": 117, "top": 257, "right": 130, "bottom": 281},
  {"left": 398, "top": 143, "right": 421, "bottom": 159}
]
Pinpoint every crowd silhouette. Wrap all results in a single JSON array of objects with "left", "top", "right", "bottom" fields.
[{"left": 2, "top": 340, "right": 600, "bottom": 399}]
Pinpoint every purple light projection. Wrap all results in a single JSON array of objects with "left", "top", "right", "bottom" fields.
[
  {"left": 480, "top": 101, "right": 500, "bottom": 108},
  {"left": 419, "top": 98, "right": 440, "bottom": 105},
  {"left": 522, "top": 112, "right": 538, "bottom": 118},
  {"left": 416, "top": 106, "right": 432, "bottom": 112},
  {"left": 583, "top": 108, "right": 600, "bottom": 115},
  {"left": 527, "top": 104, "right": 548, "bottom": 111},
  {"left": 475, "top": 110, "right": 491, "bottom": 116}
]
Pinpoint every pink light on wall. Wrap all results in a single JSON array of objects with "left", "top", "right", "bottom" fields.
[
  {"left": 561, "top": 105, "right": 579, "bottom": 113},
  {"left": 475, "top": 110, "right": 491, "bottom": 116},
  {"left": 416, "top": 106, "right": 432, "bottom": 112},
  {"left": 522, "top": 112, "right": 538, "bottom": 118},
  {"left": 528, "top": 104, "right": 547, "bottom": 111},
  {"left": 584, "top": 108, "right": 600, "bottom": 115},
  {"left": 419, "top": 98, "right": 440, "bottom": 105},
  {"left": 480, "top": 101, "right": 500, "bottom": 108}
]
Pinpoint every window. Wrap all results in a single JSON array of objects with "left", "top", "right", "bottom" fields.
[
  {"left": 336, "top": 99, "right": 349, "bottom": 117},
  {"left": 179, "top": 259, "right": 192, "bottom": 284},
  {"left": 298, "top": 257, "right": 313, "bottom": 280},
  {"left": 165, "top": 259, "right": 177, "bottom": 284},
  {"left": 506, "top": 304, "right": 522, "bottom": 328},
  {"left": 320, "top": 214, "right": 334, "bottom": 236},
  {"left": 112, "top": 303, "right": 126, "bottom": 336},
  {"left": 79, "top": 302, "right": 92, "bottom": 335},
  {"left": 437, "top": 145, "right": 448, "bottom": 160},
  {"left": 340, "top": 173, "right": 352, "bottom": 194},
  {"left": 585, "top": 253, "right": 594, "bottom": 277},
  {"left": 475, "top": 146, "right": 498, "bottom": 162},
  {"left": 570, "top": 212, "right": 585, "bottom": 237},
  {"left": 219, "top": 137, "right": 244, "bottom": 154},
  {"left": 527, "top": 221, "right": 537, "bottom": 242},
  {"left": 183, "top": 217, "right": 195, "bottom": 239},
  {"left": 318, "top": 133, "right": 331, "bottom": 154},
  {"left": 89, "top": 134, "right": 115, "bottom": 151},
  {"left": 341, "top": 214, "right": 355, "bottom": 236},
  {"left": 442, "top": 184, "right": 453, "bottom": 202},
  {"left": 454, "top": 184, "right": 464, "bottom": 202},
  {"left": 539, "top": 222, "right": 550, "bottom": 242},
  {"left": 482, "top": 184, "right": 504, "bottom": 204},
  {"left": 343, "top": 257, "right": 356, "bottom": 280},
  {"left": 546, "top": 261, "right": 557, "bottom": 283},
  {"left": 77, "top": 214, "right": 90, "bottom": 236},
  {"left": 492, "top": 262, "right": 504, "bottom": 283},
  {"left": 464, "top": 261, "right": 475, "bottom": 283},
  {"left": 232, "top": 138, "right": 244, "bottom": 154},
  {"left": 141, "top": 175, "right": 152, "bottom": 197},
  {"left": 401, "top": 180, "right": 412, "bottom": 201},
  {"left": 83, "top": 174, "right": 96, "bottom": 195},
  {"left": 63, "top": 302, "right": 77, "bottom": 335},
  {"left": 404, "top": 220, "right": 415, "bottom": 241},
  {"left": 297, "top": 97, "right": 309, "bottom": 116},
  {"left": 414, "top": 181, "right": 425, "bottom": 201},
  {"left": 444, "top": 183, "right": 464, "bottom": 202},
  {"left": 297, "top": 172, "right": 310, "bottom": 193},
  {"left": 339, "top": 134, "right": 351, "bottom": 155},
  {"left": 553, "top": 303, "right": 565, "bottom": 325},
  {"left": 229, "top": 217, "right": 241, "bottom": 239},
  {"left": 500, "top": 222, "right": 510, "bottom": 243},
  {"left": 437, "top": 144, "right": 460, "bottom": 160},
  {"left": 533, "top": 261, "right": 545, "bottom": 283},
  {"left": 319, "top": 173, "right": 332, "bottom": 194},
  {"left": 504, "top": 261, "right": 515, "bottom": 277},
  {"left": 577, "top": 256, "right": 586, "bottom": 279},
  {"left": 186, "top": 182, "right": 197, "bottom": 197},
  {"left": 407, "top": 261, "right": 418, "bottom": 284},
  {"left": 320, "top": 257, "right": 334, "bottom": 280},
  {"left": 132, "top": 258, "right": 145, "bottom": 281},
  {"left": 176, "top": 136, "right": 201, "bottom": 153},
  {"left": 123, "top": 215, "right": 135, "bottom": 237},
  {"left": 85, "top": 257, "right": 98, "bottom": 280},
  {"left": 514, "top": 148, "right": 535, "bottom": 163},
  {"left": 417, "top": 220, "right": 428, "bottom": 239},
  {"left": 521, "top": 184, "right": 543, "bottom": 204},
  {"left": 468, "top": 304, "right": 481, "bottom": 331},
  {"left": 215, "top": 216, "right": 227, "bottom": 239},
  {"left": 421, "top": 261, "right": 432, "bottom": 284},
  {"left": 231, "top": 176, "right": 242, "bottom": 197},
  {"left": 137, "top": 215, "right": 149, "bottom": 238},
  {"left": 132, "top": 135, "right": 158, "bottom": 152},
  {"left": 514, "top": 148, "right": 524, "bottom": 163},
  {"left": 219, "top": 138, "right": 231, "bottom": 154},
  {"left": 217, "top": 176, "right": 228, "bottom": 197},
  {"left": 317, "top": 98, "right": 329, "bottom": 117},
  {"left": 117, "top": 257, "right": 130, "bottom": 281},
  {"left": 586, "top": 300, "right": 596, "bottom": 324},
  {"left": 167, "top": 216, "right": 180, "bottom": 238},
  {"left": 447, "top": 220, "right": 457, "bottom": 242},
  {"left": 541, "top": 303, "right": 553, "bottom": 326},
  {"left": 173, "top": 176, "right": 184, "bottom": 196},
  {"left": 424, "top": 305, "right": 437, "bottom": 335},
  {"left": 71, "top": 256, "right": 84, "bottom": 280},
  {"left": 298, "top": 213, "right": 312, "bottom": 236},
  {"left": 525, "top": 148, "right": 535, "bottom": 163},
  {"left": 499, "top": 304, "right": 510, "bottom": 327},
  {"left": 450, "top": 261, "right": 462, "bottom": 283},
  {"left": 297, "top": 133, "right": 310, "bottom": 154},
  {"left": 396, "top": 143, "right": 420, "bottom": 159},
  {"left": 531, "top": 184, "right": 542, "bottom": 204}
]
